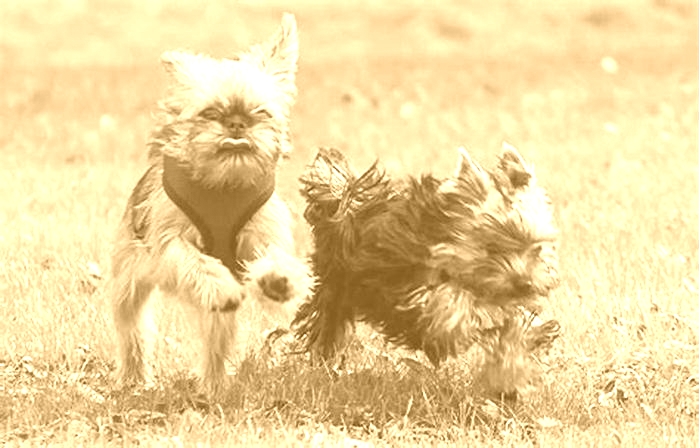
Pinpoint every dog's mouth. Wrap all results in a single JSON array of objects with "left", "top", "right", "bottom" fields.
[{"left": 218, "top": 137, "right": 252, "bottom": 154}]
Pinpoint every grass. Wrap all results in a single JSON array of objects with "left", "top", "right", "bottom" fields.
[{"left": 1, "top": 0, "right": 698, "bottom": 446}]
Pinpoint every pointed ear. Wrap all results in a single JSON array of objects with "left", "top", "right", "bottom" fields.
[
  {"left": 159, "top": 50, "right": 211, "bottom": 86},
  {"left": 158, "top": 50, "right": 203, "bottom": 116},
  {"left": 257, "top": 13, "right": 298, "bottom": 88},
  {"left": 497, "top": 141, "right": 534, "bottom": 189},
  {"left": 160, "top": 50, "right": 192, "bottom": 77},
  {"left": 454, "top": 146, "right": 490, "bottom": 200}
]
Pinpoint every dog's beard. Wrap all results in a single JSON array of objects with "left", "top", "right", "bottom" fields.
[
  {"left": 158, "top": 118, "right": 282, "bottom": 189},
  {"left": 191, "top": 145, "right": 275, "bottom": 190}
]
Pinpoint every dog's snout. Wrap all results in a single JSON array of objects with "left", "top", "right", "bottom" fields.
[
  {"left": 512, "top": 276, "right": 534, "bottom": 295},
  {"left": 225, "top": 115, "right": 247, "bottom": 138}
]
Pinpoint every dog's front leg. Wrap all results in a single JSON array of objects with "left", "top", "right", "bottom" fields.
[
  {"left": 236, "top": 193, "right": 315, "bottom": 305},
  {"left": 156, "top": 235, "right": 245, "bottom": 312},
  {"left": 154, "top": 235, "right": 243, "bottom": 393}
]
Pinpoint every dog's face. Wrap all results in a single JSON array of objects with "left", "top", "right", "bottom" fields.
[
  {"left": 151, "top": 14, "right": 298, "bottom": 188},
  {"left": 432, "top": 144, "right": 559, "bottom": 306}
]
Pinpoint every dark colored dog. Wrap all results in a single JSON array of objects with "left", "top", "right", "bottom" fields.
[{"left": 293, "top": 145, "right": 560, "bottom": 396}]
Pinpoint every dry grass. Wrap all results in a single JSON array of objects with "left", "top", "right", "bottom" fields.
[{"left": 0, "top": 0, "right": 697, "bottom": 446}]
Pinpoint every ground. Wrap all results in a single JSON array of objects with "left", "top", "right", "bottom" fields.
[{"left": 0, "top": 0, "right": 697, "bottom": 446}]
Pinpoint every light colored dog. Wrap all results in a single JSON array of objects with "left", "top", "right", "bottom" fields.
[{"left": 110, "top": 14, "right": 314, "bottom": 394}]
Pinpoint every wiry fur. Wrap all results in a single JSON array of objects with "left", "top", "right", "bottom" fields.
[
  {"left": 293, "top": 145, "right": 560, "bottom": 398},
  {"left": 111, "top": 14, "right": 314, "bottom": 395}
]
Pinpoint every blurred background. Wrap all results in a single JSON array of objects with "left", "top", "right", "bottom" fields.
[{"left": 2, "top": 0, "right": 696, "bottom": 177}]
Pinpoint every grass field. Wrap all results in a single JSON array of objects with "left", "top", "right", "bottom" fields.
[{"left": 1, "top": 0, "right": 698, "bottom": 446}]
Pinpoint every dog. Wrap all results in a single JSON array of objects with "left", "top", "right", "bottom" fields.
[
  {"left": 110, "top": 13, "right": 314, "bottom": 394},
  {"left": 293, "top": 144, "right": 560, "bottom": 398}
]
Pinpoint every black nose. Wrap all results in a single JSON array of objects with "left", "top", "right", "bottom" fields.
[
  {"left": 225, "top": 115, "right": 246, "bottom": 138},
  {"left": 513, "top": 276, "right": 534, "bottom": 295}
]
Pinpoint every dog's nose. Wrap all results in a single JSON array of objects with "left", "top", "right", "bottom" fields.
[
  {"left": 225, "top": 115, "right": 247, "bottom": 138},
  {"left": 512, "top": 276, "right": 534, "bottom": 295}
]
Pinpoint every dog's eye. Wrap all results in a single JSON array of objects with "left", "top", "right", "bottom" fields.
[
  {"left": 485, "top": 243, "right": 502, "bottom": 256},
  {"left": 250, "top": 106, "right": 273, "bottom": 120},
  {"left": 199, "top": 107, "right": 222, "bottom": 121}
]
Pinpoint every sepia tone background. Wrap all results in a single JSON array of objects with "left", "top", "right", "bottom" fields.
[{"left": 1, "top": 0, "right": 697, "bottom": 445}]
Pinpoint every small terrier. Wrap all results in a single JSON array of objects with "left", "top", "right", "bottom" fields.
[
  {"left": 111, "top": 14, "right": 314, "bottom": 394},
  {"left": 293, "top": 145, "right": 560, "bottom": 398}
]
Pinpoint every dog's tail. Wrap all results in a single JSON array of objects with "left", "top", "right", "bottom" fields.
[
  {"left": 299, "top": 147, "right": 354, "bottom": 224},
  {"left": 300, "top": 147, "right": 388, "bottom": 225},
  {"left": 299, "top": 147, "right": 353, "bottom": 200}
]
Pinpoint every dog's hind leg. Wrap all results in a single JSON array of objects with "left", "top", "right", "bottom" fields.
[
  {"left": 111, "top": 237, "right": 158, "bottom": 387},
  {"left": 294, "top": 282, "right": 354, "bottom": 362},
  {"left": 112, "top": 275, "right": 155, "bottom": 386}
]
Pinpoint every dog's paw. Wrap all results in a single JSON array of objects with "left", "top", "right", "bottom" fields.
[
  {"left": 199, "top": 259, "right": 245, "bottom": 312},
  {"left": 243, "top": 248, "right": 315, "bottom": 304},
  {"left": 258, "top": 272, "right": 292, "bottom": 303},
  {"left": 526, "top": 318, "right": 560, "bottom": 352},
  {"left": 211, "top": 298, "right": 239, "bottom": 313},
  {"left": 210, "top": 276, "right": 244, "bottom": 313}
]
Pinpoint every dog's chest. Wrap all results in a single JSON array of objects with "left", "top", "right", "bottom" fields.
[{"left": 162, "top": 155, "right": 274, "bottom": 277}]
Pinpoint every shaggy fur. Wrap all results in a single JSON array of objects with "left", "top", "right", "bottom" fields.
[
  {"left": 293, "top": 144, "right": 560, "bottom": 397},
  {"left": 111, "top": 14, "right": 314, "bottom": 394}
]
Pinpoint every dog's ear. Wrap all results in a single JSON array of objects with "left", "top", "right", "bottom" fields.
[
  {"left": 159, "top": 50, "right": 210, "bottom": 116},
  {"left": 160, "top": 50, "right": 236, "bottom": 117},
  {"left": 160, "top": 50, "right": 206, "bottom": 84},
  {"left": 497, "top": 142, "right": 534, "bottom": 190},
  {"left": 160, "top": 50, "right": 186, "bottom": 74},
  {"left": 159, "top": 50, "right": 216, "bottom": 97},
  {"left": 255, "top": 13, "right": 298, "bottom": 95},
  {"left": 454, "top": 146, "right": 490, "bottom": 201}
]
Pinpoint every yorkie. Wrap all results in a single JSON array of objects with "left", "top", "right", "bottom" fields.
[
  {"left": 293, "top": 144, "right": 560, "bottom": 397},
  {"left": 111, "top": 14, "right": 314, "bottom": 394}
]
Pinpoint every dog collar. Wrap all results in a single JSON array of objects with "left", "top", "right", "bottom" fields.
[{"left": 162, "top": 155, "right": 275, "bottom": 277}]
